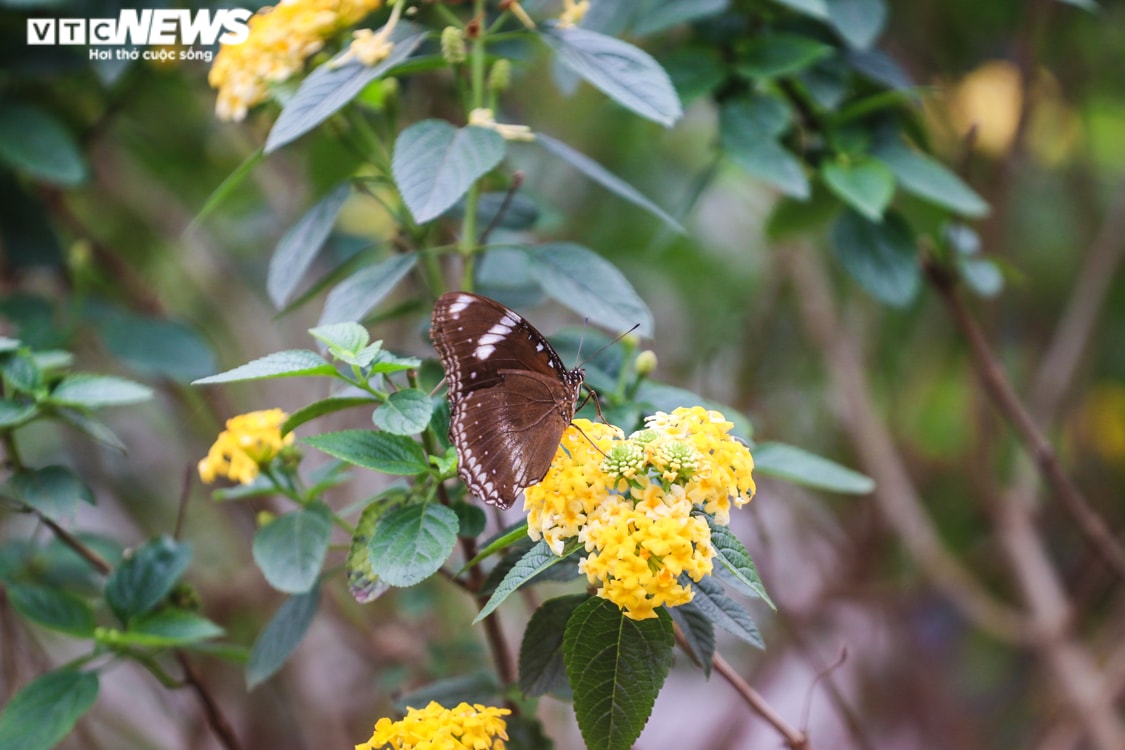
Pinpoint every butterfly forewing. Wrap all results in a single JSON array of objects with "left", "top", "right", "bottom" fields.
[{"left": 431, "top": 292, "right": 585, "bottom": 509}]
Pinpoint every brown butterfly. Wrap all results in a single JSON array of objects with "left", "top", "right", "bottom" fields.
[{"left": 430, "top": 292, "right": 585, "bottom": 509}]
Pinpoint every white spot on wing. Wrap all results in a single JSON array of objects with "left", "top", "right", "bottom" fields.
[{"left": 475, "top": 344, "right": 495, "bottom": 359}]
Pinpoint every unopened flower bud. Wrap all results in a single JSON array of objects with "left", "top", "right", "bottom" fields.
[
  {"left": 441, "top": 26, "right": 466, "bottom": 64},
  {"left": 488, "top": 59, "right": 511, "bottom": 92},
  {"left": 256, "top": 510, "right": 276, "bottom": 527},
  {"left": 634, "top": 350, "right": 657, "bottom": 377}
]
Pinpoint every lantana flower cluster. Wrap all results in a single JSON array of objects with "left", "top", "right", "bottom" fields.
[
  {"left": 198, "top": 409, "right": 293, "bottom": 485},
  {"left": 355, "top": 701, "right": 511, "bottom": 750},
  {"left": 208, "top": 0, "right": 383, "bottom": 121},
  {"left": 524, "top": 407, "right": 755, "bottom": 620}
]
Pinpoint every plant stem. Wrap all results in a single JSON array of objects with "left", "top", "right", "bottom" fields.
[{"left": 458, "top": 0, "right": 489, "bottom": 291}]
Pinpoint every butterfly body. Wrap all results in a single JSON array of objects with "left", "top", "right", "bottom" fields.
[{"left": 431, "top": 292, "right": 585, "bottom": 509}]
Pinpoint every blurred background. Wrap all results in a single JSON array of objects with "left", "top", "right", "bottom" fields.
[{"left": 1, "top": 0, "right": 1124, "bottom": 748}]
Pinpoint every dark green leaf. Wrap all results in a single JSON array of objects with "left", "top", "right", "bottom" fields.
[
  {"left": 525, "top": 243, "right": 654, "bottom": 337},
  {"left": 346, "top": 497, "right": 399, "bottom": 604},
  {"left": 104, "top": 536, "right": 191, "bottom": 624},
  {"left": 367, "top": 502, "right": 459, "bottom": 587},
  {"left": 268, "top": 183, "right": 352, "bottom": 307},
  {"left": 542, "top": 26, "right": 682, "bottom": 127},
  {"left": 52, "top": 408, "right": 127, "bottom": 453},
  {"left": 452, "top": 501, "right": 486, "bottom": 539},
  {"left": 2, "top": 352, "right": 41, "bottom": 394},
  {"left": 706, "top": 522, "right": 776, "bottom": 609},
  {"left": 821, "top": 157, "right": 895, "bottom": 221},
  {"left": 687, "top": 575, "right": 765, "bottom": 648},
  {"left": 827, "top": 0, "right": 887, "bottom": 48},
  {"left": 771, "top": 0, "right": 830, "bottom": 17},
  {"left": 563, "top": 597, "right": 674, "bottom": 750},
  {"left": 247, "top": 586, "right": 320, "bottom": 689},
  {"left": 372, "top": 389, "right": 433, "bottom": 435},
  {"left": 95, "top": 313, "right": 216, "bottom": 383},
  {"left": 630, "top": 0, "right": 729, "bottom": 36},
  {"left": 536, "top": 134, "right": 683, "bottom": 231},
  {"left": 0, "top": 103, "right": 86, "bottom": 185},
  {"left": 7, "top": 583, "right": 95, "bottom": 637},
  {"left": 48, "top": 375, "right": 153, "bottom": 409},
  {"left": 392, "top": 120, "right": 506, "bottom": 224},
  {"left": 765, "top": 183, "right": 841, "bottom": 240},
  {"left": 0, "top": 669, "right": 99, "bottom": 750},
  {"left": 720, "top": 93, "right": 792, "bottom": 144},
  {"left": 753, "top": 441, "right": 875, "bottom": 494},
  {"left": 123, "top": 609, "right": 224, "bottom": 647},
  {"left": 193, "top": 350, "right": 336, "bottom": 384},
  {"left": 726, "top": 139, "right": 810, "bottom": 198},
  {"left": 318, "top": 253, "right": 418, "bottom": 326},
  {"left": 737, "top": 34, "right": 834, "bottom": 78},
  {"left": 668, "top": 602, "right": 715, "bottom": 676},
  {"left": 520, "top": 594, "right": 587, "bottom": 699},
  {"left": 475, "top": 539, "right": 581, "bottom": 622},
  {"left": 662, "top": 46, "right": 726, "bottom": 102},
  {"left": 831, "top": 209, "right": 920, "bottom": 306},
  {"left": 252, "top": 506, "right": 333, "bottom": 593},
  {"left": 0, "top": 399, "right": 35, "bottom": 427},
  {"left": 873, "top": 141, "right": 989, "bottom": 217},
  {"left": 282, "top": 397, "right": 377, "bottom": 435},
  {"left": 10, "top": 466, "right": 94, "bottom": 523},
  {"left": 303, "top": 429, "right": 429, "bottom": 475}
]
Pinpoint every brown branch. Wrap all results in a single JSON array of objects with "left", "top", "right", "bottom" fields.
[
  {"left": 706, "top": 644, "right": 814, "bottom": 750},
  {"left": 925, "top": 263, "right": 1125, "bottom": 582},
  {"left": 175, "top": 653, "right": 245, "bottom": 750},
  {"left": 38, "top": 513, "right": 112, "bottom": 575}
]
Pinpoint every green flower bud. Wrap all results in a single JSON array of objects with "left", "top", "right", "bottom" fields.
[
  {"left": 634, "top": 350, "right": 657, "bottom": 377},
  {"left": 441, "top": 26, "right": 466, "bottom": 64},
  {"left": 488, "top": 59, "right": 511, "bottom": 92}
]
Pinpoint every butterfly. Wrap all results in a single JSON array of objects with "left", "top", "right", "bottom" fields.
[{"left": 430, "top": 292, "right": 586, "bottom": 509}]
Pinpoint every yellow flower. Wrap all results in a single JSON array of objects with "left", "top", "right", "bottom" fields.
[
  {"left": 557, "top": 0, "right": 589, "bottom": 29},
  {"left": 198, "top": 409, "right": 294, "bottom": 485},
  {"left": 525, "top": 407, "right": 755, "bottom": 619},
  {"left": 356, "top": 701, "right": 511, "bottom": 750},
  {"left": 208, "top": 0, "right": 383, "bottom": 121}
]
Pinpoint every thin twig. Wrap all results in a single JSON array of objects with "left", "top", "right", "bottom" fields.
[
  {"left": 706, "top": 645, "right": 814, "bottom": 750},
  {"left": 477, "top": 171, "right": 524, "bottom": 246},
  {"left": 175, "top": 653, "right": 245, "bottom": 750},
  {"left": 38, "top": 513, "right": 112, "bottom": 575},
  {"left": 925, "top": 263, "right": 1125, "bottom": 581},
  {"left": 173, "top": 464, "right": 193, "bottom": 541}
]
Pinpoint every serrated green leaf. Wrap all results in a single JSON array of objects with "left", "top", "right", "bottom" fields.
[
  {"left": 475, "top": 539, "right": 580, "bottom": 622},
  {"left": 520, "top": 594, "right": 587, "bottom": 699},
  {"left": 873, "top": 141, "right": 989, "bottom": 217},
  {"left": 48, "top": 375, "right": 153, "bottom": 408},
  {"left": 726, "top": 138, "right": 810, "bottom": 198},
  {"left": 687, "top": 575, "right": 765, "bottom": 648},
  {"left": 372, "top": 389, "right": 433, "bottom": 435},
  {"left": 252, "top": 506, "right": 333, "bottom": 594},
  {"left": 0, "top": 103, "right": 86, "bottom": 185},
  {"left": 51, "top": 408, "right": 127, "bottom": 452},
  {"left": 827, "top": 0, "right": 887, "bottom": 48},
  {"left": 369, "top": 350, "right": 422, "bottom": 374},
  {"left": 193, "top": 350, "right": 336, "bottom": 384},
  {"left": 303, "top": 429, "right": 429, "bottom": 475},
  {"left": 753, "top": 441, "right": 875, "bottom": 494},
  {"left": 7, "top": 583, "right": 95, "bottom": 637},
  {"left": 319, "top": 253, "right": 418, "bottom": 326},
  {"left": 309, "top": 321, "right": 370, "bottom": 355},
  {"left": 720, "top": 93, "right": 792, "bottom": 145},
  {"left": 268, "top": 183, "right": 352, "bottom": 308},
  {"left": 563, "top": 597, "right": 674, "bottom": 750},
  {"left": 542, "top": 25, "right": 682, "bottom": 127},
  {"left": 737, "top": 33, "right": 834, "bottom": 78},
  {"left": 123, "top": 609, "right": 224, "bottom": 647},
  {"left": 10, "top": 465, "right": 94, "bottom": 523},
  {"left": 451, "top": 501, "right": 486, "bottom": 538},
  {"left": 282, "top": 397, "right": 377, "bottom": 435},
  {"left": 0, "top": 669, "right": 99, "bottom": 750},
  {"left": 667, "top": 602, "right": 715, "bottom": 676},
  {"left": 346, "top": 497, "right": 401, "bottom": 604},
  {"left": 105, "top": 536, "right": 192, "bottom": 624},
  {"left": 706, "top": 522, "right": 776, "bottom": 609},
  {"left": 265, "top": 29, "right": 426, "bottom": 153},
  {"left": 0, "top": 399, "right": 35, "bottom": 427},
  {"left": 525, "top": 243, "right": 653, "bottom": 337},
  {"left": 821, "top": 157, "right": 895, "bottom": 221},
  {"left": 2, "top": 352, "right": 41, "bottom": 394},
  {"left": 536, "top": 134, "right": 683, "bottom": 231},
  {"left": 367, "top": 502, "right": 458, "bottom": 587},
  {"left": 831, "top": 209, "right": 920, "bottom": 306},
  {"left": 393, "top": 120, "right": 506, "bottom": 224},
  {"left": 247, "top": 586, "right": 320, "bottom": 689}
]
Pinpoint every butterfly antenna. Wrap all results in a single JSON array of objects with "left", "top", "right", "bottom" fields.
[{"left": 576, "top": 323, "right": 641, "bottom": 370}]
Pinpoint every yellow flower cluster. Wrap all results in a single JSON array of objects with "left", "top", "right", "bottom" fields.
[
  {"left": 356, "top": 701, "right": 511, "bottom": 750},
  {"left": 208, "top": 0, "right": 383, "bottom": 121},
  {"left": 524, "top": 407, "right": 755, "bottom": 619},
  {"left": 198, "top": 409, "right": 294, "bottom": 485}
]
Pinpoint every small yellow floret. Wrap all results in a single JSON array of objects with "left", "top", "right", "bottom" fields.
[
  {"left": 198, "top": 409, "right": 293, "bottom": 485},
  {"left": 356, "top": 701, "right": 511, "bottom": 750}
]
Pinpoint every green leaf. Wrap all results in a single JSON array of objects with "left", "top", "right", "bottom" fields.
[
  {"left": 95, "top": 313, "right": 216, "bottom": 383},
  {"left": 0, "top": 399, "right": 36, "bottom": 427},
  {"left": 48, "top": 375, "right": 153, "bottom": 409},
  {"left": 563, "top": 597, "right": 674, "bottom": 750},
  {"left": 282, "top": 397, "right": 377, "bottom": 435},
  {"left": 873, "top": 141, "right": 989, "bottom": 217},
  {"left": 959, "top": 257, "right": 1004, "bottom": 298},
  {"left": 189, "top": 148, "right": 263, "bottom": 232},
  {"left": 475, "top": 539, "right": 580, "bottom": 623},
  {"left": 7, "top": 583, "right": 95, "bottom": 637},
  {"left": 319, "top": 253, "right": 418, "bottom": 326},
  {"left": 369, "top": 350, "right": 422, "bottom": 374},
  {"left": 372, "top": 389, "right": 433, "bottom": 436},
  {"left": 766, "top": 183, "right": 840, "bottom": 240},
  {"left": 0, "top": 669, "right": 99, "bottom": 750},
  {"left": 2, "top": 352, "right": 41, "bottom": 394},
  {"left": 542, "top": 26, "right": 682, "bottom": 127},
  {"left": 346, "top": 497, "right": 401, "bottom": 604},
  {"left": 630, "top": 0, "right": 729, "bottom": 37},
  {"left": 123, "top": 609, "right": 224, "bottom": 647},
  {"left": 193, "top": 350, "right": 336, "bottom": 384},
  {"left": 720, "top": 93, "right": 792, "bottom": 144},
  {"left": 1057, "top": 0, "right": 1099, "bottom": 10},
  {"left": 667, "top": 602, "right": 715, "bottom": 676},
  {"left": 0, "top": 103, "right": 86, "bottom": 185},
  {"left": 104, "top": 536, "right": 192, "bottom": 624},
  {"left": 265, "top": 30, "right": 426, "bottom": 153},
  {"left": 450, "top": 191, "right": 541, "bottom": 231},
  {"left": 520, "top": 594, "right": 587, "bottom": 699},
  {"left": 252, "top": 506, "right": 333, "bottom": 594},
  {"left": 268, "top": 183, "right": 352, "bottom": 308},
  {"left": 687, "top": 575, "right": 764, "bottom": 648},
  {"left": 525, "top": 243, "right": 654, "bottom": 337},
  {"left": 771, "top": 0, "right": 829, "bottom": 17},
  {"left": 827, "top": 0, "right": 887, "bottom": 48},
  {"left": 831, "top": 209, "right": 920, "bottom": 306},
  {"left": 753, "top": 441, "right": 875, "bottom": 494},
  {"left": 310, "top": 323, "right": 374, "bottom": 367},
  {"left": 247, "top": 586, "right": 320, "bottom": 689},
  {"left": 726, "top": 138, "right": 810, "bottom": 198},
  {"left": 392, "top": 120, "right": 506, "bottom": 224},
  {"left": 51, "top": 409, "right": 127, "bottom": 453},
  {"left": 10, "top": 466, "right": 94, "bottom": 523},
  {"left": 452, "top": 501, "right": 486, "bottom": 538},
  {"left": 662, "top": 46, "right": 726, "bottom": 102},
  {"left": 706, "top": 523, "right": 776, "bottom": 609},
  {"left": 303, "top": 429, "right": 429, "bottom": 475},
  {"left": 536, "top": 134, "right": 683, "bottom": 231},
  {"left": 367, "top": 502, "right": 459, "bottom": 587},
  {"left": 737, "top": 34, "right": 834, "bottom": 78},
  {"left": 821, "top": 157, "right": 895, "bottom": 221}
]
